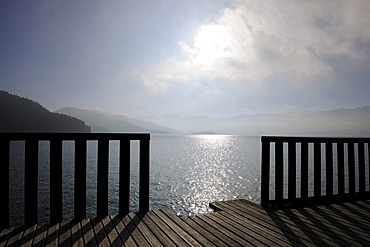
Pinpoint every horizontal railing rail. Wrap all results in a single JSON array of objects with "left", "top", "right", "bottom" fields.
[
  {"left": 261, "top": 136, "right": 370, "bottom": 208},
  {"left": 0, "top": 132, "right": 150, "bottom": 229}
]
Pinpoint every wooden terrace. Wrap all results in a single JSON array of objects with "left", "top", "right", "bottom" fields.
[{"left": 1, "top": 134, "right": 370, "bottom": 246}]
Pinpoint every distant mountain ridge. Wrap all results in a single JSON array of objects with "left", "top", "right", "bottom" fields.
[
  {"left": 0, "top": 91, "right": 90, "bottom": 132},
  {"left": 2, "top": 90, "right": 369, "bottom": 136},
  {"left": 55, "top": 107, "right": 180, "bottom": 134},
  {"left": 140, "top": 106, "right": 370, "bottom": 136}
]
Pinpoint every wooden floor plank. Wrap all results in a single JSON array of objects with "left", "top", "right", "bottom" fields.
[
  {"left": 318, "top": 203, "right": 370, "bottom": 231},
  {"left": 0, "top": 227, "right": 14, "bottom": 239},
  {"left": 101, "top": 215, "right": 123, "bottom": 247},
  {"left": 339, "top": 201, "right": 370, "bottom": 215},
  {"left": 138, "top": 212, "right": 174, "bottom": 246},
  {"left": 80, "top": 218, "right": 97, "bottom": 247},
  {"left": 4, "top": 226, "right": 24, "bottom": 247},
  {"left": 145, "top": 210, "right": 189, "bottom": 246},
  {"left": 216, "top": 200, "right": 338, "bottom": 247},
  {"left": 219, "top": 207, "right": 310, "bottom": 247},
  {"left": 160, "top": 208, "right": 216, "bottom": 247},
  {"left": 211, "top": 210, "right": 284, "bottom": 246},
  {"left": 190, "top": 214, "right": 244, "bottom": 246},
  {"left": 265, "top": 202, "right": 370, "bottom": 243},
  {"left": 30, "top": 224, "right": 48, "bottom": 247},
  {"left": 212, "top": 201, "right": 308, "bottom": 246},
  {"left": 121, "top": 214, "right": 149, "bottom": 246},
  {"left": 152, "top": 209, "right": 201, "bottom": 246},
  {"left": 284, "top": 206, "right": 370, "bottom": 245},
  {"left": 212, "top": 204, "right": 300, "bottom": 245},
  {"left": 92, "top": 218, "right": 110, "bottom": 246},
  {"left": 181, "top": 217, "right": 227, "bottom": 246},
  {"left": 1, "top": 199, "right": 370, "bottom": 247},
  {"left": 232, "top": 199, "right": 370, "bottom": 246},
  {"left": 17, "top": 224, "right": 38, "bottom": 247},
  {"left": 225, "top": 204, "right": 312, "bottom": 246},
  {"left": 57, "top": 220, "right": 71, "bottom": 247},
  {"left": 236, "top": 200, "right": 353, "bottom": 246},
  {"left": 204, "top": 212, "right": 270, "bottom": 246},
  {"left": 127, "top": 212, "right": 163, "bottom": 247},
  {"left": 109, "top": 215, "right": 136, "bottom": 247},
  {"left": 44, "top": 222, "right": 60, "bottom": 247},
  {"left": 280, "top": 208, "right": 364, "bottom": 247},
  {"left": 0, "top": 227, "right": 14, "bottom": 246},
  {"left": 70, "top": 221, "right": 84, "bottom": 247}
]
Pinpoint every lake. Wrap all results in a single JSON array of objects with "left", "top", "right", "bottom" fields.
[{"left": 9, "top": 135, "right": 262, "bottom": 225}]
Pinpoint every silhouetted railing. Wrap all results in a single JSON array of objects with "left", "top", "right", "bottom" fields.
[
  {"left": 0, "top": 133, "right": 150, "bottom": 229},
  {"left": 261, "top": 136, "right": 370, "bottom": 208}
]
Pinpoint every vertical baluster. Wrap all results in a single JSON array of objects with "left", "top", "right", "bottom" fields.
[
  {"left": 301, "top": 141, "right": 308, "bottom": 199},
  {"left": 74, "top": 138, "right": 87, "bottom": 221},
  {"left": 326, "top": 142, "right": 333, "bottom": 197},
  {"left": 358, "top": 142, "right": 365, "bottom": 195},
  {"left": 348, "top": 142, "right": 355, "bottom": 195},
  {"left": 337, "top": 142, "right": 345, "bottom": 195},
  {"left": 25, "top": 138, "right": 38, "bottom": 226},
  {"left": 50, "top": 138, "right": 63, "bottom": 223},
  {"left": 139, "top": 138, "right": 150, "bottom": 212},
  {"left": 314, "top": 142, "right": 321, "bottom": 198},
  {"left": 261, "top": 138, "right": 270, "bottom": 206},
  {"left": 275, "top": 141, "right": 284, "bottom": 204},
  {"left": 368, "top": 142, "right": 370, "bottom": 193},
  {"left": 0, "top": 138, "right": 10, "bottom": 228},
  {"left": 288, "top": 141, "right": 296, "bottom": 201},
  {"left": 97, "top": 138, "right": 109, "bottom": 218},
  {"left": 119, "top": 139, "right": 130, "bottom": 215}
]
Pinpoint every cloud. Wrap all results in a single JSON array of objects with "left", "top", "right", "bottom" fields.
[{"left": 137, "top": 0, "right": 370, "bottom": 92}]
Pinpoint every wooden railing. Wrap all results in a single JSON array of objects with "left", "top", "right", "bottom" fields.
[
  {"left": 261, "top": 136, "right": 370, "bottom": 208},
  {"left": 0, "top": 133, "right": 150, "bottom": 229}
]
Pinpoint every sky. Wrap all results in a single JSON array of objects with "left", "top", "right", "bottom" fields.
[{"left": 1, "top": 0, "right": 370, "bottom": 118}]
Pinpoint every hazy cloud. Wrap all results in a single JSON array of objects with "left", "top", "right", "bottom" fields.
[{"left": 139, "top": 0, "right": 370, "bottom": 88}]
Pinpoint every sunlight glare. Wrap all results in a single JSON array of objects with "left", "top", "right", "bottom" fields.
[{"left": 193, "top": 24, "right": 231, "bottom": 66}]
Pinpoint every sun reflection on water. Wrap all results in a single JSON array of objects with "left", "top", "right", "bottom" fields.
[{"left": 161, "top": 135, "right": 260, "bottom": 216}]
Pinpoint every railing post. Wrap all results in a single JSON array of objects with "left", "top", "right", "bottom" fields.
[
  {"left": 139, "top": 138, "right": 150, "bottom": 212},
  {"left": 275, "top": 141, "right": 284, "bottom": 204},
  {"left": 0, "top": 139, "right": 10, "bottom": 229},
  {"left": 314, "top": 142, "right": 321, "bottom": 199},
  {"left": 75, "top": 138, "right": 87, "bottom": 221},
  {"left": 50, "top": 138, "right": 63, "bottom": 223},
  {"left": 301, "top": 141, "right": 308, "bottom": 199},
  {"left": 358, "top": 142, "right": 365, "bottom": 194},
  {"left": 368, "top": 142, "right": 370, "bottom": 195},
  {"left": 288, "top": 141, "right": 296, "bottom": 201},
  {"left": 348, "top": 142, "right": 355, "bottom": 195},
  {"left": 325, "top": 142, "right": 333, "bottom": 197},
  {"left": 261, "top": 138, "right": 270, "bottom": 207},
  {"left": 119, "top": 139, "right": 130, "bottom": 215},
  {"left": 337, "top": 142, "right": 345, "bottom": 195},
  {"left": 97, "top": 138, "right": 109, "bottom": 218},
  {"left": 25, "top": 138, "right": 39, "bottom": 226}
]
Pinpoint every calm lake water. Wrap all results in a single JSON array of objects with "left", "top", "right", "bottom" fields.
[{"left": 9, "top": 135, "right": 262, "bottom": 225}]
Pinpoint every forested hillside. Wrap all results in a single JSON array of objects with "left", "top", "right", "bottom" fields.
[{"left": 0, "top": 91, "right": 90, "bottom": 132}]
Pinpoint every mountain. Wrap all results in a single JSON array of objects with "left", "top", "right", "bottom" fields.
[
  {"left": 0, "top": 91, "right": 90, "bottom": 132},
  {"left": 55, "top": 107, "right": 180, "bottom": 134},
  {"left": 140, "top": 106, "right": 370, "bottom": 136}
]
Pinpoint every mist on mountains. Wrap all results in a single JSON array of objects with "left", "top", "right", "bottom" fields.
[
  {"left": 55, "top": 107, "right": 180, "bottom": 134},
  {"left": 140, "top": 107, "right": 370, "bottom": 136},
  {"left": 2, "top": 90, "right": 369, "bottom": 136}
]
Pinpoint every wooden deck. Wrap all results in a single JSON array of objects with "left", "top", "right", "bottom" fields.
[{"left": 2, "top": 199, "right": 370, "bottom": 247}]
